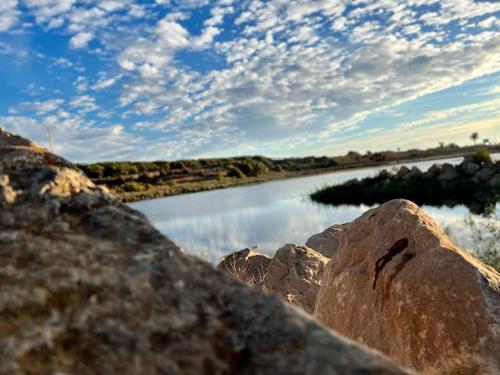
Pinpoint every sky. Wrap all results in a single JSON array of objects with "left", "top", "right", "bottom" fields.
[{"left": 0, "top": 0, "right": 499, "bottom": 163}]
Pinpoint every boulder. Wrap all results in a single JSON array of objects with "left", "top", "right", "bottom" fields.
[
  {"left": 396, "top": 166, "right": 410, "bottom": 178},
  {"left": 217, "top": 248, "right": 271, "bottom": 289},
  {"left": 490, "top": 174, "right": 500, "bottom": 187},
  {"left": 401, "top": 166, "right": 422, "bottom": 180},
  {"left": 423, "top": 163, "right": 442, "bottom": 178},
  {"left": 264, "top": 244, "right": 329, "bottom": 314},
  {"left": 437, "top": 163, "right": 457, "bottom": 181},
  {"left": 305, "top": 224, "right": 345, "bottom": 258},
  {"left": 0, "top": 128, "right": 413, "bottom": 375},
  {"left": 314, "top": 199, "right": 500, "bottom": 375},
  {"left": 473, "top": 166, "right": 495, "bottom": 182},
  {"left": 462, "top": 161, "right": 480, "bottom": 175}
]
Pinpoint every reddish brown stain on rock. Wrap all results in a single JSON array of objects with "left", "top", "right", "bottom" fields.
[{"left": 372, "top": 238, "right": 409, "bottom": 290}]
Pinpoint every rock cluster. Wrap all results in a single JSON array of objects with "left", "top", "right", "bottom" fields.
[
  {"left": 397, "top": 157, "right": 500, "bottom": 184},
  {"left": 218, "top": 244, "right": 328, "bottom": 314},
  {"left": 311, "top": 154, "right": 500, "bottom": 215},
  {"left": 313, "top": 200, "right": 500, "bottom": 374},
  {"left": 0, "top": 128, "right": 412, "bottom": 374}
]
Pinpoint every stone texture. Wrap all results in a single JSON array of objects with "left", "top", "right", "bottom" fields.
[
  {"left": 437, "top": 163, "right": 458, "bottom": 181},
  {"left": 462, "top": 162, "right": 480, "bottom": 175},
  {"left": 401, "top": 166, "right": 422, "bottom": 180},
  {"left": 396, "top": 166, "right": 410, "bottom": 178},
  {"left": 473, "top": 166, "right": 495, "bottom": 182},
  {"left": 217, "top": 248, "right": 271, "bottom": 289},
  {"left": 0, "top": 128, "right": 413, "bottom": 375},
  {"left": 422, "top": 164, "right": 441, "bottom": 178},
  {"left": 314, "top": 199, "right": 500, "bottom": 375},
  {"left": 264, "top": 244, "right": 328, "bottom": 314},
  {"left": 305, "top": 224, "right": 345, "bottom": 258}
]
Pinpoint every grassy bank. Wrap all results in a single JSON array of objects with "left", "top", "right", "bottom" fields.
[{"left": 77, "top": 144, "right": 500, "bottom": 203}]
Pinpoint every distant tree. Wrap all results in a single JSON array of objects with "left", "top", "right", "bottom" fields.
[
  {"left": 483, "top": 138, "right": 490, "bottom": 145},
  {"left": 470, "top": 132, "right": 479, "bottom": 145},
  {"left": 438, "top": 142, "right": 445, "bottom": 148}
]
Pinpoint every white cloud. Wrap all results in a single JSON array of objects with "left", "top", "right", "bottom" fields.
[
  {"left": 0, "top": 0, "right": 19, "bottom": 32},
  {"left": 3, "top": 0, "right": 500, "bottom": 160},
  {"left": 70, "top": 31, "right": 94, "bottom": 49},
  {"left": 69, "top": 95, "right": 99, "bottom": 113}
]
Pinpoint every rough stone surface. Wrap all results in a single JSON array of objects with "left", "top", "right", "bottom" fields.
[
  {"left": 305, "top": 224, "right": 345, "bottom": 258},
  {"left": 217, "top": 248, "right": 271, "bottom": 289},
  {"left": 396, "top": 166, "right": 410, "bottom": 178},
  {"left": 462, "top": 162, "right": 480, "bottom": 175},
  {"left": 401, "top": 166, "right": 422, "bottom": 180},
  {"left": 0, "top": 128, "right": 413, "bottom": 375},
  {"left": 314, "top": 199, "right": 500, "bottom": 375},
  {"left": 264, "top": 244, "right": 328, "bottom": 314},
  {"left": 422, "top": 164, "right": 441, "bottom": 178},
  {"left": 473, "top": 166, "right": 495, "bottom": 182},
  {"left": 437, "top": 163, "right": 458, "bottom": 181}
]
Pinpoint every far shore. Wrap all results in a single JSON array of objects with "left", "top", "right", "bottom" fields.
[{"left": 113, "top": 149, "right": 498, "bottom": 203}]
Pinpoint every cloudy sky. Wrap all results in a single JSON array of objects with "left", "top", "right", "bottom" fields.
[{"left": 0, "top": 0, "right": 499, "bottom": 162}]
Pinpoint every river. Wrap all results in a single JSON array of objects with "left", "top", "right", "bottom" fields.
[{"left": 131, "top": 154, "right": 499, "bottom": 263}]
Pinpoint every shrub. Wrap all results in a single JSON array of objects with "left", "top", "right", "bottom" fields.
[
  {"left": 472, "top": 148, "right": 492, "bottom": 165},
  {"left": 237, "top": 159, "right": 269, "bottom": 177},
  {"left": 226, "top": 165, "right": 246, "bottom": 178},
  {"left": 122, "top": 181, "right": 148, "bottom": 192},
  {"left": 79, "top": 164, "right": 105, "bottom": 179}
]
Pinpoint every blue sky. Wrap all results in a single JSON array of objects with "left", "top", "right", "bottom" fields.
[{"left": 0, "top": 0, "right": 499, "bottom": 162}]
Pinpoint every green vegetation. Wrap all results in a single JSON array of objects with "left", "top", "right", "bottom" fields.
[
  {"left": 472, "top": 148, "right": 492, "bottom": 165},
  {"left": 77, "top": 143, "right": 500, "bottom": 202},
  {"left": 465, "top": 214, "right": 500, "bottom": 272}
]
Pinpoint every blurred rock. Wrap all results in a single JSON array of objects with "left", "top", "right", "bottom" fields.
[{"left": 0, "top": 127, "right": 413, "bottom": 375}]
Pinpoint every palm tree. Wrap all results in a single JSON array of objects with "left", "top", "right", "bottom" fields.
[{"left": 470, "top": 132, "right": 479, "bottom": 145}]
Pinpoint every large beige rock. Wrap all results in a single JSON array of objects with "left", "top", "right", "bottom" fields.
[
  {"left": 306, "top": 224, "right": 345, "bottom": 257},
  {"left": 264, "top": 244, "right": 328, "bottom": 313},
  {"left": 314, "top": 199, "right": 500, "bottom": 375},
  {"left": 0, "top": 128, "right": 413, "bottom": 375},
  {"left": 217, "top": 248, "right": 271, "bottom": 289}
]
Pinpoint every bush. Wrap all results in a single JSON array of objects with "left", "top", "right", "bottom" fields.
[
  {"left": 226, "top": 165, "right": 246, "bottom": 178},
  {"left": 79, "top": 164, "right": 105, "bottom": 179},
  {"left": 122, "top": 181, "right": 148, "bottom": 192},
  {"left": 472, "top": 148, "right": 492, "bottom": 165},
  {"left": 237, "top": 159, "right": 270, "bottom": 177}
]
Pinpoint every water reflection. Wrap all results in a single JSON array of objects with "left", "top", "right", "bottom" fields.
[{"left": 131, "top": 154, "right": 499, "bottom": 263}]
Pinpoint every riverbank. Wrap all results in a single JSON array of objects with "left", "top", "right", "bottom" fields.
[{"left": 79, "top": 145, "right": 500, "bottom": 203}]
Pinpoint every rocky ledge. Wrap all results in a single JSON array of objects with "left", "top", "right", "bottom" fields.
[
  {"left": 222, "top": 200, "right": 500, "bottom": 374},
  {"left": 311, "top": 152, "right": 500, "bottom": 214},
  {"left": 0, "top": 128, "right": 413, "bottom": 374}
]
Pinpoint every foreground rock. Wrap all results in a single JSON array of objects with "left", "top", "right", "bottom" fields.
[
  {"left": 217, "top": 248, "right": 271, "bottom": 289},
  {"left": 305, "top": 224, "right": 345, "bottom": 258},
  {"left": 264, "top": 244, "right": 328, "bottom": 313},
  {"left": 314, "top": 199, "right": 500, "bottom": 374},
  {"left": 0, "top": 128, "right": 413, "bottom": 374}
]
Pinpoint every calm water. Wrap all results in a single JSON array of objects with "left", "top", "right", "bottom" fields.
[{"left": 131, "top": 154, "right": 499, "bottom": 263}]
